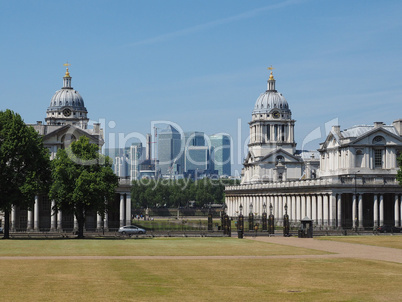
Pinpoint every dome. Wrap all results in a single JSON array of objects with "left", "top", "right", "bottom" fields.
[
  {"left": 46, "top": 68, "right": 87, "bottom": 113},
  {"left": 252, "top": 91, "right": 289, "bottom": 114},
  {"left": 48, "top": 89, "right": 86, "bottom": 111},
  {"left": 252, "top": 72, "right": 291, "bottom": 115}
]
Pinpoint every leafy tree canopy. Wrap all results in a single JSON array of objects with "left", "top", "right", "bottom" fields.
[
  {"left": 0, "top": 109, "right": 51, "bottom": 238},
  {"left": 49, "top": 136, "right": 118, "bottom": 238},
  {"left": 131, "top": 178, "right": 239, "bottom": 209}
]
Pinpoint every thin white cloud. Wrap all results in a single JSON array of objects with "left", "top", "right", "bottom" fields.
[{"left": 131, "top": 0, "right": 306, "bottom": 46}]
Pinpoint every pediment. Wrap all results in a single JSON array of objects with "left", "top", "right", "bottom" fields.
[
  {"left": 42, "top": 125, "right": 102, "bottom": 144},
  {"left": 319, "top": 131, "right": 341, "bottom": 150},
  {"left": 351, "top": 128, "right": 402, "bottom": 146},
  {"left": 259, "top": 148, "right": 301, "bottom": 163}
]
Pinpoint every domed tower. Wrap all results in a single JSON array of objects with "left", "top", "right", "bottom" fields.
[
  {"left": 45, "top": 65, "right": 89, "bottom": 129},
  {"left": 249, "top": 69, "right": 296, "bottom": 157},
  {"left": 242, "top": 68, "right": 301, "bottom": 183}
]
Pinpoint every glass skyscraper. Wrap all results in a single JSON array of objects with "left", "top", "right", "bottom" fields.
[
  {"left": 210, "top": 134, "right": 231, "bottom": 176},
  {"left": 157, "top": 125, "right": 183, "bottom": 176}
]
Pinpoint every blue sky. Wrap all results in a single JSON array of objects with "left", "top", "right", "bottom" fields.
[{"left": 1, "top": 0, "right": 402, "bottom": 175}]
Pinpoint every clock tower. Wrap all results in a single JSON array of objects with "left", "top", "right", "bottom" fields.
[
  {"left": 45, "top": 65, "right": 89, "bottom": 129},
  {"left": 242, "top": 69, "right": 302, "bottom": 184}
]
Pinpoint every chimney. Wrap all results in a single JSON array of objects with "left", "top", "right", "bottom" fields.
[
  {"left": 374, "top": 122, "right": 384, "bottom": 128},
  {"left": 93, "top": 123, "right": 100, "bottom": 134},
  {"left": 332, "top": 125, "right": 341, "bottom": 134},
  {"left": 393, "top": 119, "right": 402, "bottom": 135}
]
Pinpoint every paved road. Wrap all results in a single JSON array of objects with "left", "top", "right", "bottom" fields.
[{"left": 247, "top": 236, "right": 402, "bottom": 263}]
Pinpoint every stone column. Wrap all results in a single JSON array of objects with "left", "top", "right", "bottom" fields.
[
  {"left": 11, "top": 205, "right": 17, "bottom": 231},
  {"left": 27, "top": 207, "right": 33, "bottom": 231},
  {"left": 400, "top": 197, "right": 402, "bottom": 228},
  {"left": 74, "top": 215, "right": 78, "bottom": 231},
  {"left": 373, "top": 194, "right": 379, "bottom": 228},
  {"left": 97, "top": 213, "right": 102, "bottom": 231},
  {"left": 306, "top": 195, "right": 312, "bottom": 220},
  {"left": 126, "top": 193, "right": 132, "bottom": 223},
  {"left": 379, "top": 194, "right": 384, "bottom": 226},
  {"left": 104, "top": 211, "right": 109, "bottom": 231},
  {"left": 50, "top": 200, "right": 57, "bottom": 231},
  {"left": 57, "top": 210, "right": 63, "bottom": 232},
  {"left": 312, "top": 195, "right": 317, "bottom": 226},
  {"left": 394, "top": 195, "right": 399, "bottom": 227},
  {"left": 329, "top": 193, "right": 337, "bottom": 228},
  {"left": 337, "top": 194, "right": 342, "bottom": 229},
  {"left": 120, "top": 194, "right": 125, "bottom": 227},
  {"left": 323, "top": 194, "right": 329, "bottom": 228},
  {"left": 291, "top": 195, "right": 296, "bottom": 223},
  {"left": 301, "top": 195, "right": 306, "bottom": 218},
  {"left": 34, "top": 195, "right": 39, "bottom": 231},
  {"left": 296, "top": 195, "right": 302, "bottom": 221},
  {"left": 352, "top": 194, "right": 357, "bottom": 229},
  {"left": 317, "top": 194, "right": 323, "bottom": 227},
  {"left": 274, "top": 195, "right": 279, "bottom": 218},
  {"left": 358, "top": 194, "right": 363, "bottom": 230},
  {"left": 278, "top": 195, "right": 283, "bottom": 225}
]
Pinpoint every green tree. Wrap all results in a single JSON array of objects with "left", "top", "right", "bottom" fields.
[
  {"left": 0, "top": 110, "right": 51, "bottom": 239},
  {"left": 49, "top": 136, "right": 118, "bottom": 238},
  {"left": 397, "top": 153, "right": 402, "bottom": 185}
]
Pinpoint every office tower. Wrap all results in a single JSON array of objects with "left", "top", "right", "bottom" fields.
[
  {"left": 157, "top": 125, "right": 183, "bottom": 176},
  {"left": 210, "top": 134, "right": 231, "bottom": 176}
]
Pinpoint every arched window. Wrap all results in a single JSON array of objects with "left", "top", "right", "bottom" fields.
[
  {"left": 373, "top": 136, "right": 385, "bottom": 145},
  {"left": 276, "top": 155, "right": 284, "bottom": 164}
]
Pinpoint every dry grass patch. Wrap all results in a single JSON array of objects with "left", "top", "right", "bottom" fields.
[
  {"left": 1, "top": 258, "right": 401, "bottom": 301},
  {"left": 0, "top": 237, "right": 327, "bottom": 257},
  {"left": 318, "top": 235, "right": 402, "bottom": 249}
]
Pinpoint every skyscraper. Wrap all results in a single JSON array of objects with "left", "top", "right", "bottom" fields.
[
  {"left": 210, "top": 134, "right": 231, "bottom": 176},
  {"left": 157, "top": 125, "right": 183, "bottom": 176}
]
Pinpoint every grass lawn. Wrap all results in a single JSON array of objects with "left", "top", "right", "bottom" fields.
[
  {"left": 317, "top": 235, "right": 402, "bottom": 249},
  {"left": 0, "top": 237, "right": 326, "bottom": 256},
  {"left": 1, "top": 237, "right": 401, "bottom": 301}
]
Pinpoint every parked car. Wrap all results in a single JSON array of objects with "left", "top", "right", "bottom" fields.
[
  {"left": 376, "top": 225, "right": 401, "bottom": 233},
  {"left": 118, "top": 225, "right": 146, "bottom": 235}
]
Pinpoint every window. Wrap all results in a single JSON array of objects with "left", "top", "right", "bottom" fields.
[
  {"left": 356, "top": 149, "right": 363, "bottom": 167},
  {"left": 276, "top": 155, "right": 284, "bottom": 164},
  {"left": 373, "top": 136, "right": 385, "bottom": 145},
  {"left": 374, "top": 149, "right": 382, "bottom": 168}
]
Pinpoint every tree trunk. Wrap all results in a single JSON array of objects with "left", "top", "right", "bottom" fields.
[
  {"left": 76, "top": 210, "right": 85, "bottom": 239},
  {"left": 3, "top": 210, "right": 10, "bottom": 239}
]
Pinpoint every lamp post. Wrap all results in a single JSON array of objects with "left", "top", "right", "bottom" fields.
[
  {"left": 237, "top": 204, "right": 244, "bottom": 239},
  {"left": 249, "top": 203, "right": 254, "bottom": 231},
  {"left": 262, "top": 202, "right": 268, "bottom": 231},
  {"left": 283, "top": 203, "right": 290, "bottom": 237},
  {"left": 268, "top": 203, "right": 275, "bottom": 234}
]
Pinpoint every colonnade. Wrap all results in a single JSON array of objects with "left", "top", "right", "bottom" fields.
[
  {"left": 226, "top": 193, "right": 402, "bottom": 229},
  {"left": 9, "top": 193, "right": 131, "bottom": 232}
]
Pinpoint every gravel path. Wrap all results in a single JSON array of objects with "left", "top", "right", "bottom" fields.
[{"left": 247, "top": 236, "right": 402, "bottom": 263}]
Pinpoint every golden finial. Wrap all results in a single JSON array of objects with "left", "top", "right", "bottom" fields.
[
  {"left": 267, "top": 65, "right": 275, "bottom": 80},
  {"left": 63, "top": 61, "right": 71, "bottom": 77}
]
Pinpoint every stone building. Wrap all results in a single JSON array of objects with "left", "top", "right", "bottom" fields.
[
  {"left": 225, "top": 71, "right": 402, "bottom": 230},
  {"left": 6, "top": 66, "right": 128, "bottom": 232}
]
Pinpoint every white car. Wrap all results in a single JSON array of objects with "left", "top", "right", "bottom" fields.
[{"left": 118, "top": 225, "right": 146, "bottom": 235}]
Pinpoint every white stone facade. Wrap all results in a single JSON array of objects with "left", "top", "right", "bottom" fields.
[{"left": 226, "top": 72, "right": 402, "bottom": 229}]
